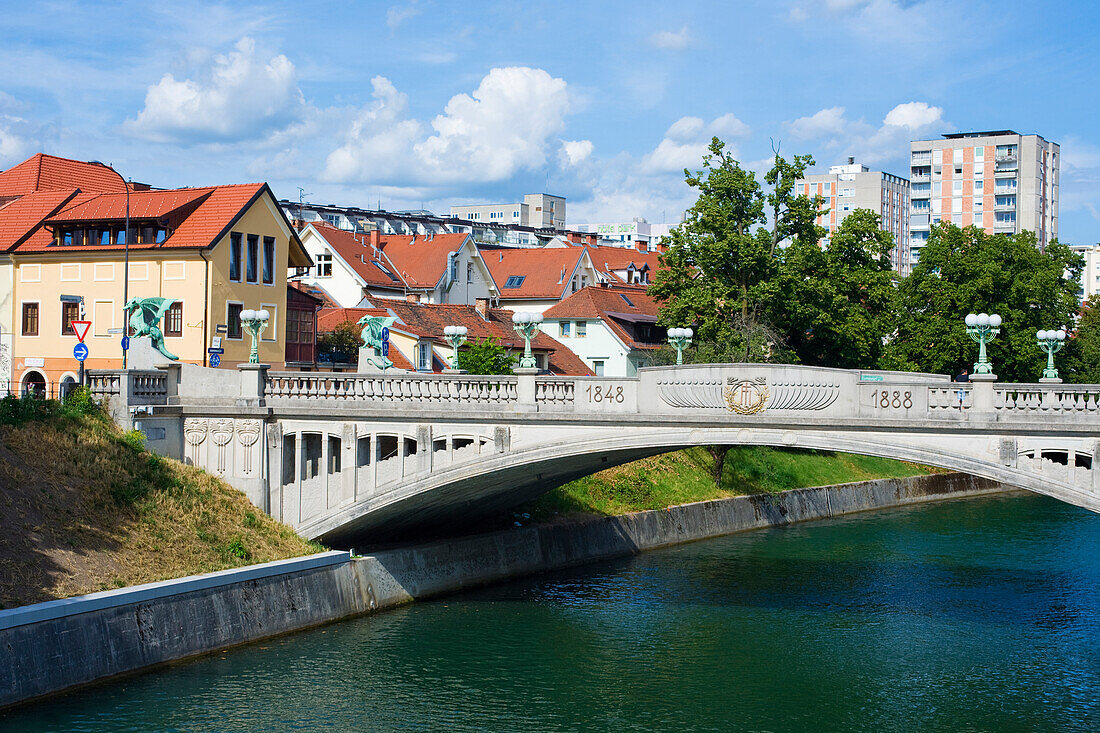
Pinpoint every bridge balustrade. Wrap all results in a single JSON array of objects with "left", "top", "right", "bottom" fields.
[{"left": 265, "top": 372, "right": 519, "bottom": 404}]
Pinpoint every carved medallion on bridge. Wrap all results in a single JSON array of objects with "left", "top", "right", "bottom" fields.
[
  {"left": 656, "top": 375, "right": 840, "bottom": 411},
  {"left": 235, "top": 420, "right": 261, "bottom": 475},
  {"left": 723, "top": 377, "right": 770, "bottom": 415}
]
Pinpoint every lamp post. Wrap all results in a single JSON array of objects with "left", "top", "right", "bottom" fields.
[
  {"left": 90, "top": 161, "right": 130, "bottom": 368},
  {"left": 667, "top": 327, "right": 694, "bottom": 365},
  {"left": 240, "top": 309, "right": 270, "bottom": 364},
  {"left": 443, "top": 325, "right": 468, "bottom": 370},
  {"left": 964, "top": 312, "right": 1002, "bottom": 375},
  {"left": 511, "top": 311, "right": 543, "bottom": 369},
  {"left": 1035, "top": 328, "right": 1066, "bottom": 382}
]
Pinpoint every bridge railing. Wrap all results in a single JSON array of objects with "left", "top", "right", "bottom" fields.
[
  {"left": 265, "top": 372, "right": 519, "bottom": 404},
  {"left": 994, "top": 384, "right": 1100, "bottom": 413},
  {"left": 87, "top": 369, "right": 169, "bottom": 405}
]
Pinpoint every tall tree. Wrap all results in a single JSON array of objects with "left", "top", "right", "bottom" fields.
[
  {"left": 650, "top": 137, "right": 819, "bottom": 361},
  {"left": 1063, "top": 295, "right": 1100, "bottom": 383},
  {"left": 770, "top": 208, "right": 897, "bottom": 368},
  {"left": 882, "top": 223, "right": 1082, "bottom": 382}
]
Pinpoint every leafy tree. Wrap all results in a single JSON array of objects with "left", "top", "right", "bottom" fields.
[
  {"left": 460, "top": 337, "right": 514, "bottom": 375},
  {"left": 881, "top": 223, "right": 1083, "bottom": 382},
  {"left": 769, "top": 208, "right": 897, "bottom": 368},
  {"left": 650, "top": 137, "right": 820, "bottom": 362},
  {"left": 1063, "top": 295, "right": 1100, "bottom": 383},
  {"left": 316, "top": 320, "right": 361, "bottom": 363}
]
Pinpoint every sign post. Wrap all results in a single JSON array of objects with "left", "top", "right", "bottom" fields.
[{"left": 71, "top": 320, "right": 91, "bottom": 387}]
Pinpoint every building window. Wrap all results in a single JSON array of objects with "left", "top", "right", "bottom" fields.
[
  {"left": 576, "top": 320, "right": 587, "bottom": 338},
  {"left": 61, "top": 301, "right": 80, "bottom": 335},
  {"left": 263, "top": 236, "right": 275, "bottom": 284},
  {"left": 246, "top": 234, "right": 259, "bottom": 283},
  {"left": 229, "top": 232, "right": 242, "bottom": 281},
  {"left": 466, "top": 262, "right": 473, "bottom": 284},
  {"left": 593, "top": 360, "right": 605, "bottom": 376},
  {"left": 418, "top": 341, "right": 432, "bottom": 371},
  {"left": 164, "top": 302, "right": 183, "bottom": 337},
  {"left": 503, "top": 275, "right": 525, "bottom": 289},
  {"left": 227, "top": 302, "right": 243, "bottom": 339},
  {"left": 316, "top": 251, "right": 333, "bottom": 278},
  {"left": 21, "top": 303, "right": 39, "bottom": 336}
]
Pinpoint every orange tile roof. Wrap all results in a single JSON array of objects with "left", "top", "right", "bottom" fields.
[
  {"left": 308, "top": 224, "right": 407, "bottom": 289},
  {"left": 379, "top": 233, "right": 470, "bottom": 288},
  {"left": 46, "top": 188, "right": 211, "bottom": 223},
  {"left": 543, "top": 284, "right": 664, "bottom": 351},
  {"left": 0, "top": 189, "right": 80, "bottom": 252},
  {"left": 289, "top": 280, "right": 338, "bottom": 308},
  {"left": 583, "top": 244, "right": 664, "bottom": 282},
  {"left": 0, "top": 154, "right": 131, "bottom": 196},
  {"left": 480, "top": 246, "right": 587, "bottom": 299}
]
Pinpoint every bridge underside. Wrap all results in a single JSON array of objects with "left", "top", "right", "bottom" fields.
[{"left": 302, "top": 426, "right": 1099, "bottom": 545}]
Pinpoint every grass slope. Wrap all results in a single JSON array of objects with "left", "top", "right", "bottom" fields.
[
  {"left": 0, "top": 399, "right": 321, "bottom": 609},
  {"left": 524, "top": 446, "right": 939, "bottom": 521}
]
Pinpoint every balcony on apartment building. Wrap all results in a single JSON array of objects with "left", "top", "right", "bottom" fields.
[
  {"left": 911, "top": 152, "right": 933, "bottom": 166},
  {"left": 910, "top": 171, "right": 932, "bottom": 183},
  {"left": 994, "top": 197, "right": 1017, "bottom": 212}
]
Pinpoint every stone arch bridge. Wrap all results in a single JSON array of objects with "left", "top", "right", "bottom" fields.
[{"left": 89, "top": 363, "right": 1100, "bottom": 544}]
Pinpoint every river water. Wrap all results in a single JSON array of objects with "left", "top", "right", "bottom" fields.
[{"left": 3, "top": 493, "right": 1097, "bottom": 732}]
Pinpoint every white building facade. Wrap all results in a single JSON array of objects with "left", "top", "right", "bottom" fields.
[
  {"left": 450, "top": 193, "right": 566, "bottom": 230},
  {"left": 586, "top": 218, "right": 673, "bottom": 252},
  {"left": 797, "top": 159, "right": 911, "bottom": 274}
]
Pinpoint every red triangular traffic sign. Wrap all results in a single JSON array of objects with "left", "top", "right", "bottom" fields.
[{"left": 72, "top": 320, "right": 92, "bottom": 342}]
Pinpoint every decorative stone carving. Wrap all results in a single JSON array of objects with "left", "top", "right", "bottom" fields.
[
  {"left": 267, "top": 423, "right": 281, "bottom": 449},
  {"left": 723, "top": 377, "right": 770, "bottom": 415},
  {"left": 210, "top": 418, "right": 234, "bottom": 474},
  {"left": 183, "top": 418, "right": 208, "bottom": 466},
  {"left": 657, "top": 376, "right": 839, "bottom": 412},
  {"left": 236, "top": 419, "right": 261, "bottom": 475}
]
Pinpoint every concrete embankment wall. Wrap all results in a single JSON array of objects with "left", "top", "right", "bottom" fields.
[{"left": 0, "top": 472, "right": 1005, "bottom": 709}]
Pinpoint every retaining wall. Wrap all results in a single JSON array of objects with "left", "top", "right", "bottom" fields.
[{"left": 0, "top": 472, "right": 1006, "bottom": 709}]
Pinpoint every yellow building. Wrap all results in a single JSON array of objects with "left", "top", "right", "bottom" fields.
[{"left": 0, "top": 154, "right": 311, "bottom": 394}]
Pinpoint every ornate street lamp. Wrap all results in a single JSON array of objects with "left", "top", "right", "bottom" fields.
[
  {"left": 443, "top": 325, "right": 468, "bottom": 370},
  {"left": 240, "top": 309, "right": 270, "bottom": 364},
  {"left": 511, "top": 311, "right": 543, "bottom": 369},
  {"left": 1035, "top": 328, "right": 1066, "bottom": 382},
  {"left": 667, "top": 327, "right": 694, "bottom": 365},
  {"left": 964, "top": 312, "right": 1001, "bottom": 375}
]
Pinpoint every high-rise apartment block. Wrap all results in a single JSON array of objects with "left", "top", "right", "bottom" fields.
[
  {"left": 450, "top": 193, "right": 566, "bottom": 230},
  {"left": 908, "top": 131, "right": 1059, "bottom": 265},
  {"left": 797, "top": 158, "right": 911, "bottom": 273}
]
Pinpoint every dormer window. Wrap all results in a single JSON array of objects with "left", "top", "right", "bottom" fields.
[{"left": 503, "top": 275, "right": 525, "bottom": 289}]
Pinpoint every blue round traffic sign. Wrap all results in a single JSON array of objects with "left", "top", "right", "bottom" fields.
[
  {"left": 209, "top": 353, "right": 221, "bottom": 368},
  {"left": 381, "top": 327, "right": 390, "bottom": 342},
  {"left": 73, "top": 343, "right": 89, "bottom": 362},
  {"left": 121, "top": 335, "right": 130, "bottom": 350}
]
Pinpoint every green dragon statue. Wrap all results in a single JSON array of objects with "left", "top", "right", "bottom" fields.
[
  {"left": 123, "top": 296, "right": 179, "bottom": 360},
  {"left": 357, "top": 314, "right": 396, "bottom": 370}
]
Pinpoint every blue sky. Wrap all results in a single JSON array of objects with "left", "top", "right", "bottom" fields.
[{"left": 1, "top": 0, "right": 1098, "bottom": 240}]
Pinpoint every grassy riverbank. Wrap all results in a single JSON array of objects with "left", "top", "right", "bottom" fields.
[
  {"left": 523, "top": 446, "right": 939, "bottom": 521},
  {"left": 0, "top": 393, "right": 321, "bottom": 608}
]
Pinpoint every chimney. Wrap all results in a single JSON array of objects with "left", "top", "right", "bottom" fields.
[
  {"left": 406, "top": 292, "right": 420, "bottom": 303},
  {"left": 474, "top": 297, "right": 490, "bottom": 319},
  {"left": 370, "top": 229, "right": 380, "bottom": 248},
  {"left": 587, "top": 234, "right": 597, "bottom": 247}
]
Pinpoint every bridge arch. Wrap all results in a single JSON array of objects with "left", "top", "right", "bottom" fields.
[{"left": 305, "top": 425, "right": 1097, "bottom": 544}]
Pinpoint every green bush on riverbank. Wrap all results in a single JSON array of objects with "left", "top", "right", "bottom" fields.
[{"left": 523, "top": 447, "right": 938, "bottom": 521}]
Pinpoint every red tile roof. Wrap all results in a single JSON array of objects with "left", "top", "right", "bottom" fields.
[
  {"left": 307, "top": 224, "right": 407, "bottom": 289},
  {"left": 290, "top": 280, "right": 338, "bottom": 308},
  {"left": 0, "top": 189, "right": 80, "bottom": 252},
  {"left": 46, "top": 188, "right": 210, "bottom": 223},
  {"left": 0, "top": 154, "right": 132, "bottom": 196},
  {"left": 378, "top": 233, "right": 470, "bottom": 288},
  {"left": 583, "top": 244, "right": 664, "bottom": 283},
  {"left": 543, "top": 284, "right": 664, "bottom": 351},
  {"left": 480, "top": 246, "right": 588, "bottom": 299}
]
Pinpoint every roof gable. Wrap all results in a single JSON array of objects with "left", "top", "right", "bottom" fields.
[
  {"left": 0, "top": 154, "right": 132, "bottom": 196},
  {"left": 480, "top": 246, "right": 589, "bottom": 299}
]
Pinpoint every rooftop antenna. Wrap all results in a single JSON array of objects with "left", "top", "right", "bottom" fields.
[{"left": 296, "top": 187, "right": 312, "bottom": 224}]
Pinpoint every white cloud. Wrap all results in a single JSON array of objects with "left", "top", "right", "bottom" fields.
[
  {"left": 642, "top": 138, "right": 711, "bottom": 173},
  {"left": 415, "top": 67, "right": 570, "bottom": 182},
  {"left": 883, "top": 101, "right": 943, "bottom": 129},
  {"left": 560, "top": 139, "right": 594, "bottom": 167},
  {"left": 641, "top": 113, "right": 748, "bottom": 173},
  {"left": 710, "top": 113, "right": 751, "bottom": 139},
  {"left": 386, "top": 3, "right": 421, "bottom": 29},
  {"left": 649, "top": 26, "right": 691, "bottom": 50},
  {"left": 126, "top": 38, "right": 305, "bottom": 144},
  {"left": 666, "top": 116, "right": 705, "bottom": 141},
  {"left": 323, "top": 66, "right": 571, "bottom": 185},
  {"left": 788, "top": 106, "right": 847, "bottom": 139}
]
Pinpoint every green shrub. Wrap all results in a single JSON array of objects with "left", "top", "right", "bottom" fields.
[{"left": 121, "top": 429, "right": 146, "bottom": 452}]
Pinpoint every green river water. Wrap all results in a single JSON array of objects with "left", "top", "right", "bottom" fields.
[{"left": 2, "top": 492, "right": 1097, "bottom": 732}]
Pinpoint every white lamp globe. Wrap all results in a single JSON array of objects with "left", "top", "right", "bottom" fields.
[
  {"left": 258, "top": 310, "right": 270, "bottom": 321},
  {"left": 240, "top": 309, "right": 256, "bottom": 321},
  {"left": 532, "top": 312, "right": 543, "bottom": 324},
  {"left": 444, "top": 326, "right": 454, "bottom": 336},
  {"left": 1056, "top": 329, "right": 1066, "bottom": 340},
  {"left": 965, "top": 314, "right": 978, "bottom": 327},
  {"left": 989, "top": 314, "right": 1002, "bottom": 328},
  {"left": 685, "top": 328, "right": 693, "bottom": 338},
  {"left": 1036, "top": 329, "right": 1047, "bottom": 340},
  {"left": 512, "top": 312, "right": 525, "bottom": 324},
  {"left": 460, "top": 326, "right": 468, "bottom": 336},
  {"left": 977, "top": 313, "right": 990, "bottom": 327},
  {"left": 669, "top": 328, "right": 681, "bottom": 338}
]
